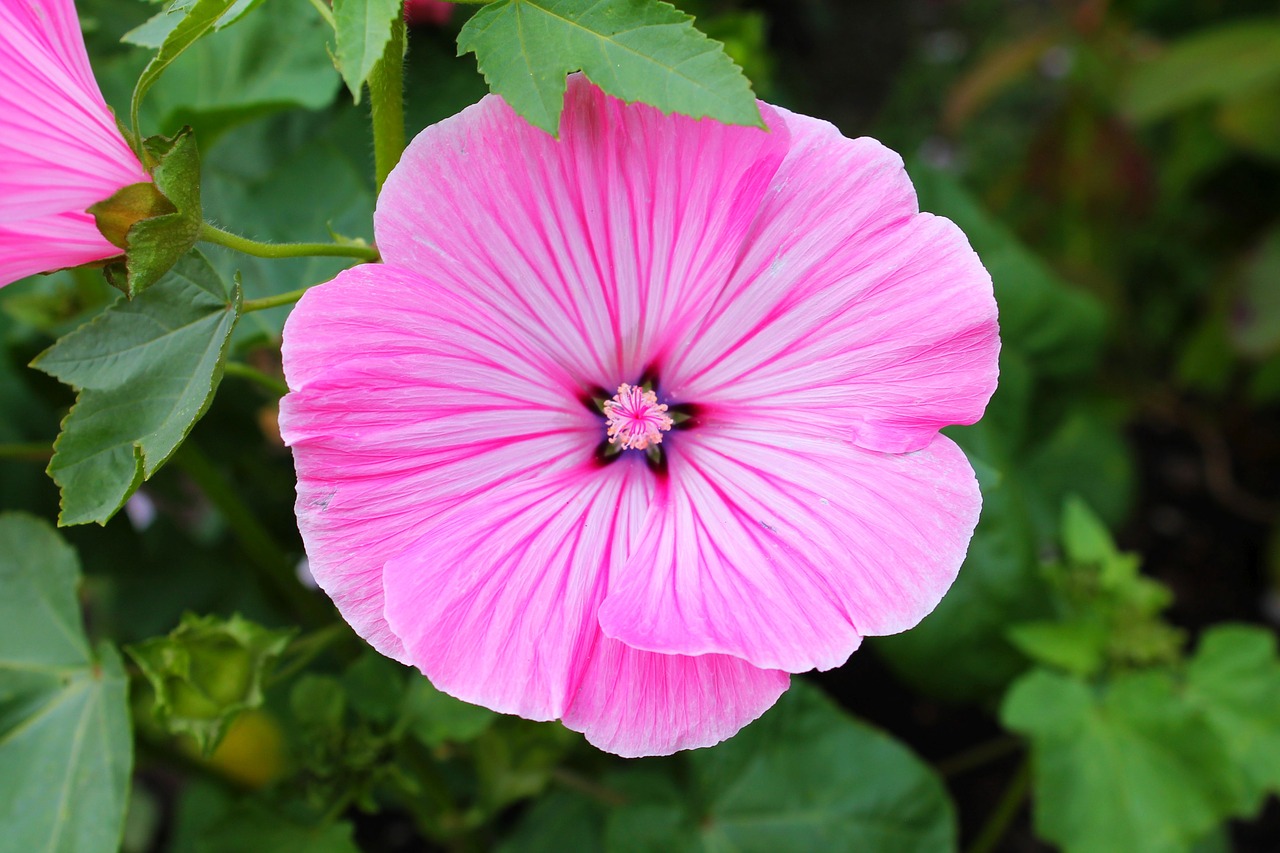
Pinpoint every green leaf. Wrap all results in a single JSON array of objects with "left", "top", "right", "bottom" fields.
[
  {"left": 1002, "top": 669, "right": 1241, "bottom": 853},
  {"left": 94, "top": 129, "right": 203, "bottom": 298},
  {"left": 333, "top": 0, "right": 401, "bottom": 102},
  {"left": 145, "top": 0, "right": 342, "bottom": 143},
  {"left": 0, "top": 513, "right": 132, "bottom": 853},
  {"left": 192, "top": 803, "right": 361, "bottom": 853},
  {"left": 1007, "top": 619, "right": 1107, "bottom": 677},
  {"left": 608, "top": 682, "right": 957, "bottom": 853},
  {"left": 1121, "top": 21, "right": 1280, "bottom": 124},
  {"left": 30, "top": 251, "right": 241, "bottom": 526},
  {"left": 124, "top": 0, "right": 266, "bottom": 48},
  {"left": 127, "top": 612, "right": 295, "bottom": 754},
  {"left": 130, "top": 0, "right": 245, "bottom": 133},
  {"left": 1185, "top": 625, "right": 1280, "bottom": 814},
  {"left": 458, "top": 0, "right": 761, "bottom": 135},
  {"left": 403, "top": 677, "right": 496, "bottom": 746},
  {"left": 499, "top": 791, "right": 607, "bottom": 853}
]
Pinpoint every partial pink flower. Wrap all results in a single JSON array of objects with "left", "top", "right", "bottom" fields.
[
  {"left": 280, "top": 77, "right": 999, "bottom": 757},
  {"left": 0, "top": 0, "right": 149, "bottom": 287},
  {"left": 404, "top": 0, "right": 451, "bottom": 27}
]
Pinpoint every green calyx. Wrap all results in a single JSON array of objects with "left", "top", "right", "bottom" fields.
[{"left": 90, "top": 127, "right": 203, "bottom": 298}]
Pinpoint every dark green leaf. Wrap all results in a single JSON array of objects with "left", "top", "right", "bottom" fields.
[
  {"left": 608, "top": 682, "right": 957, "bottom": 853},
  {"left": 458, "top": 0, "right": 761, "bottom": 135},
  {"left": 0, "top": 513, "right": 132, "bottom": 853},
  {"left": 1002, "top": 669, "right": 1241, "bottom": 853},
  {"left": 192, "top": 803, "right": 361, "bottom": 853},
  {"left": 499, "top": 791, "right": 607, "bottom": 853},
  {"left": 127, "top": 612, "right": 295, "bottom": 754},
  {"left": 31, "top": 251, "right": 240, "bottom": 526},
  {"left": 1185, "top": 625, "right": 1280, "bottom": 814},
  {"left": 333, "top": 0, "right": 401, "bottom": 102}
]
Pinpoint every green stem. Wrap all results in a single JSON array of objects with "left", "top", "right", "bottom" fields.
[
  {"left": 222, "top": 362, "right": 289, "bottom": 397},
  {"left": 368, "top": 19, "right": 407, "bottom": 192},
  {"left": 966, "top": 759, "right": 1031, "bottom": 853},
  {"left": 174, "top": 443, "right": 329, "bottom": 628},
  {"left": 307, "top": 0, "right": 335, "bottom": 27},
  {"left": 270, "top": 623, "right": 350, "bottom": 686},
  {"left": 0, "top": 443, "right": 53, "bottom": 461},
  {"left": 937, "top": 735, "right": 1021, "bottom": 778},
  {"left": 199, "top": 223, "right": 378, "bottom": 261},
  {"left": 242, "top": 287, "right": 309, "bottom": 314}
]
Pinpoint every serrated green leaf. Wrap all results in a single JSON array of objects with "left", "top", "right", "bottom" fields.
[
  {"left": 30, "top": 251, "right": 240, "bottom": 526},
  {"left": 127, "top": 613, "right": 294, "bottom": 754},
  {"left": 1007, "top": 619, "right": 1107, "bottom": 677},
  {"left": 1185, "top": 625, "right": 1280, "bottom": 814},
  {"left": 1002, "top": 669, "right": 1241, "bottom": 853},
  {"left": 458, "top": 0, "right": 761, "bottom": 134},
  {"left": 334, "top": 0, "right": 401, "bottom": 102},
  {"left": 0, "top": 513, "right": 132, "bottom": 853},
  {"left": 607, "top": 682, "right": 957, "bottom": 853},
  {"left": 1121, "top": 21, "right": 1280, "bottom": 124}
]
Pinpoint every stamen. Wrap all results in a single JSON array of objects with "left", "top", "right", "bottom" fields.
[{"left": 603, "top": 383, "right": 673, "bottom": 451}]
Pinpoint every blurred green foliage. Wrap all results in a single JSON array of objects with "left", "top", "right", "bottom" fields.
[{"left": 1, "top": 1, "right": 1279, "bottom": 852}]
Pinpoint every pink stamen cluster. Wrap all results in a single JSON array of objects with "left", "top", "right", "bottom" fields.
[{"left": 602, "top": 383, "right": 672, "bottom": 450}]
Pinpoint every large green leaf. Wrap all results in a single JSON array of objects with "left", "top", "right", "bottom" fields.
[
  {"left": 333, "top": 0, "right": 401, "bottom": 102},
  {"left": 147, "top": 0, "right": 342, "bottom": 142},
  {"left": 1002, "top": 669, "right": 1241, "bottom": 853},
  {"left": 30, "top": 251, "right": 241, "bottom": 526},
  {"left": 1185, "top": 625, "right": 1280, "bottom": 815},
  {"left": 130, "top": 0, "right": 242, "bottom": 132},
  {"left": 606, "top": 682, "right": 957, "bottom": 852},
  {"left": 1121, "top": 21, "right": 1280, "bottom": 124},
  {"left": 458, "top": 0, "right": 761, "bottom": 135},
  {"left": 0, "top": 514, "right": 132, "bottom": 853}
]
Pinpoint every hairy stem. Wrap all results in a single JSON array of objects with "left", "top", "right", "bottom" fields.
[
  {"left": 200, "top": 223, "right": 378, "bottom": 261},
  {"left": 368, "top": 19, "right": 407, "bottom": 192}
]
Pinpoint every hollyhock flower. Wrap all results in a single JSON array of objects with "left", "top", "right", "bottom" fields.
[
  {"left": 0, "top": 0, "right": 149, "bottom": 287},
  {"left": 403, "top": 0, "right": 451, "bottom": 27},
  {"left": 280, "top": 77, "right": 999, "bottom": 757}
]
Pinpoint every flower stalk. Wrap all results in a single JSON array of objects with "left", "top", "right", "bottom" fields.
[
  {"left": 368, "top": 18, "right": 407, "bottom": 193},
  {"left": 199, "top": 222, "right": 378, "bottom": 261}
]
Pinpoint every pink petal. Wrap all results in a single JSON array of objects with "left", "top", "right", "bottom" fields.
[
  {"left": 373, "top": 75, "right": 790, "bottom": 389},
  {"left": 598, "top": 428, "right": 981, "bottom": 673},
  {"left": 0, "top": 0, "right": 147, "bottom": 221},
  {"left": 381, "top": 463, "right": 787, "bottom": 756},
  {"left": 0, "top": 211, "right": 120, "bottom": 285},
  {"left": 280, "top": 263, "right": 599, "bottom": 661},
  {"left": 662, "top": 109, "right": 998, "bottom": 454}
]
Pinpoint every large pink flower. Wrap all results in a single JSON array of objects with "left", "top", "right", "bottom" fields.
[
  {"left": 280, "top": 78, "right": 999, "bottom": 757},
  {"left": 0, "top": 0, "right": 149, "bottom": 287}
]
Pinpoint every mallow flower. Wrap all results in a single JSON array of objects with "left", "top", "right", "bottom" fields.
[
  {"left": 0, "top": 0, "right": 149, "bottom": 287},
  {"left": 280, "top": 77, "right": 999, "bottom": 757}
]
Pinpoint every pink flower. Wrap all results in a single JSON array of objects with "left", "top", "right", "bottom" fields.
[
  {"left": 403, "top": 0, "right": 451, "bottom": 27},
  {"left": 0, "top": 0, "right": 149, "bottom": 287},
  {"left": 280, "top": 78, "right": 999, "bottom": 757}
]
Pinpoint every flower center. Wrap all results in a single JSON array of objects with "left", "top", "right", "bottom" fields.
[{"left": 602, "top": 383, "right": 672, "bottom": 451}]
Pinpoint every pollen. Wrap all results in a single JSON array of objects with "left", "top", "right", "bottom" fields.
[{"left": 603, "top": 383, "right": 673, "bottom": 451}]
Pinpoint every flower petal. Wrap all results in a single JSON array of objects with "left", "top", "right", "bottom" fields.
[
  {"left": 0, "top": 0, "right": 148, "bottom": 225},
  {"left": 598, "top": 429, "right": 981, "bottom": 673},
  {"left": 373, "top": 75, "right": 790, "bottom": 388},
  {"left": 381, "top": 462, "right": 788, "bottom": 756},
  {"left": 0, "top": 211, "right": 121, "bottom": 285},
  {"left": 662, "top": 109, "right": 998, "bottom": 454},
  {"left": 280, "top": 263, "right": 598, "bottom": 660}
]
